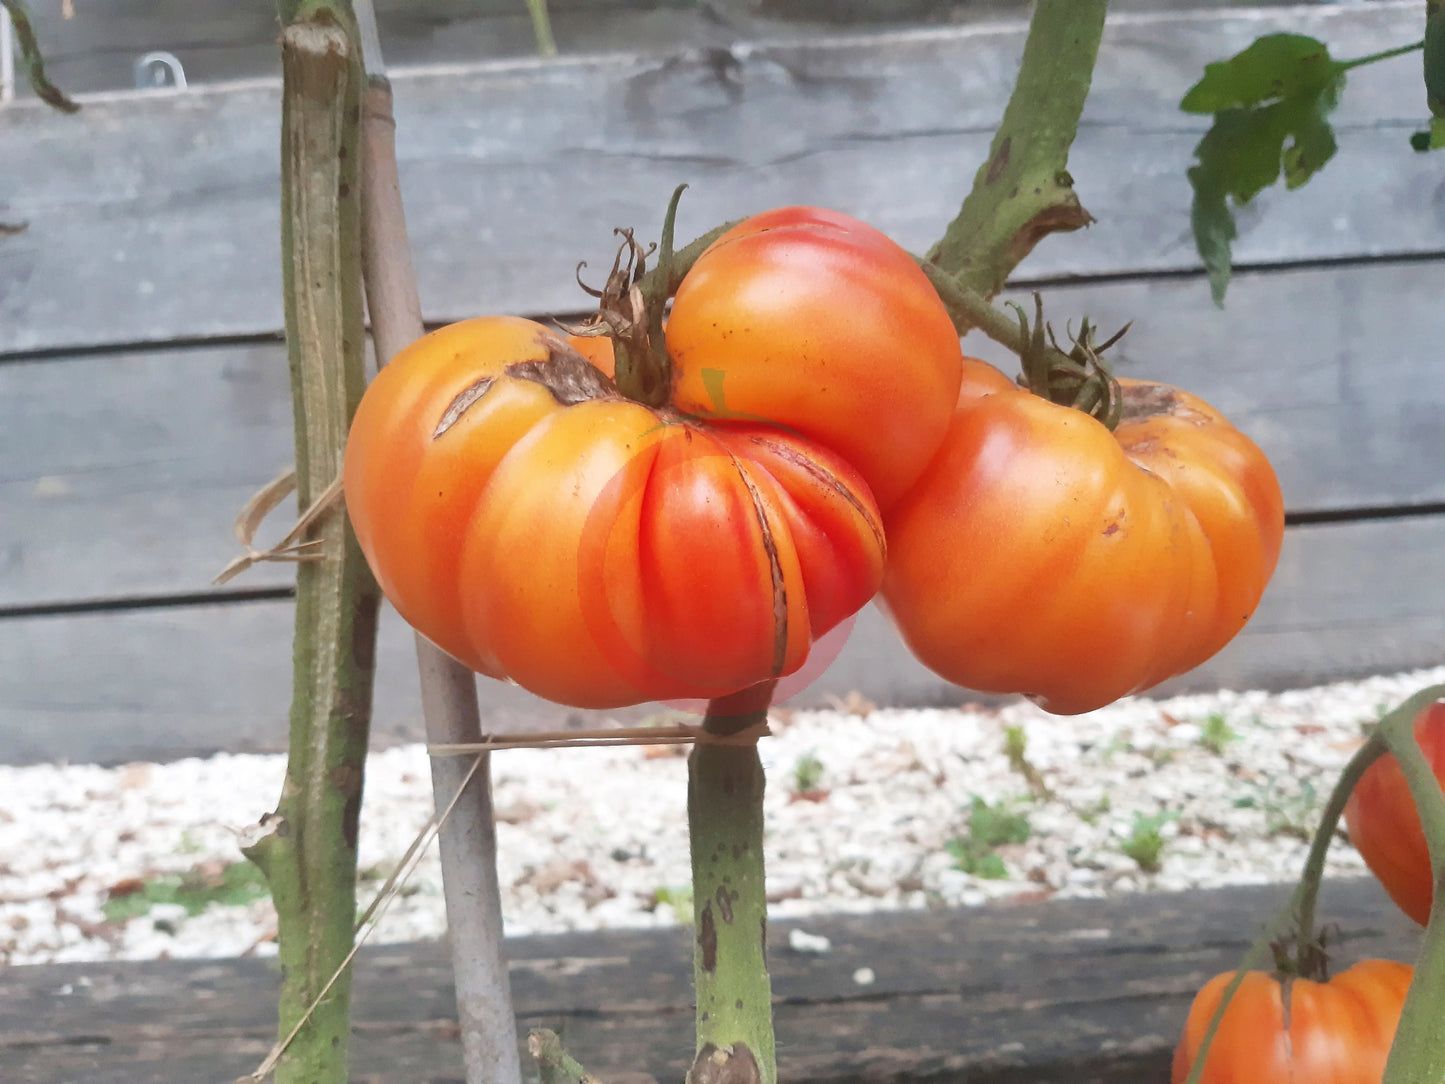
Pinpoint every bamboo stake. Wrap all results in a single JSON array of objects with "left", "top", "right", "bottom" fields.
[{"left": 353, "top": 3, "right": 522, "bottom": 1078}]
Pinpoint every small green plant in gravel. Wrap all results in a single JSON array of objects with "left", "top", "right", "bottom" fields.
[
  {"left": 1078, "top": 794, "right": 1112, "bottom": 825},
  {"left": 652, "top": 884, "right": 694, "bottom": 925},
  {"left": 791, "top": 751, "right": 825, "bottom": 795},
  {"left": 103, "top": 861, "right": 270, "bottom": 922},
  {"left": 1235, "top": 780, "right": 1322, "bottom": 842},
  {"left": 1004, "top": 724, "right": 1054, "bottom": 799},
  {"left": 947, "top": 796, "right": 1032, "bottom": 879},
  {"left": 1199, "top": 711, "right": 1240, "bottom": 755},
  {"left": 1121, "top": 811, "right": 1179, "bottom": 873}
]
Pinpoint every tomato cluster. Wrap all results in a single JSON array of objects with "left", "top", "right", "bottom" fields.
[{"left": 344, "top": 204, "right": 1284, "bottom": 714}]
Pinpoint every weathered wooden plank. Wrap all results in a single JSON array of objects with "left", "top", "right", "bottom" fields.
[
  {"left": 4, "top": 258, "right": 1441, "bottom": 610},
  {"left": 19, "top": 0, "right": 704, "bottom": 97},
  {"left": 1, "top": 4, "right": 1435, "bottom": 354},
  {"left": 0, "top": 880, "right": 1419, "bottom": 1083},
  {"left": 1, "top": 515, "right": 1441, "bottom": 766}
]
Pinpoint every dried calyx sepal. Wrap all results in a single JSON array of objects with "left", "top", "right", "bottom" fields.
[{"left": 563, "top": 185, "right": 695, "bottom": 408}]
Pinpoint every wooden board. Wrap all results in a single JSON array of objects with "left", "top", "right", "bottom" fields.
[
  {"left": 0, "top": 879, "right": 1420, "bottom": 1082},
  {"left": 1, "top": 4, "right": 1436, "bottom": 355},
  {"left": 3, "top": 258, "right": 1441, "bottom": 612},
  {"left": 2, "top": 514, "right": 1442, "bottom": 766},
  {"left": 14, "top": 0, "right": 999, "bottom": 99},
  {"left": 18, "top": 0, "right": 701, "bottom": 88}
]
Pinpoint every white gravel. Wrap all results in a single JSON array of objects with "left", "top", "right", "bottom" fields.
[{"left": 4, "top": 666, "right": 1441, "bottom": 966}]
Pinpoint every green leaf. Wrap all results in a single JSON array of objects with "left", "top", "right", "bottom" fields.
[
  {"left": 1181, "top": 34, "right": 1340, "bottom": 113},
  {"left": 1188, "top": 167, "right": 1236, "bottom": 307},
  {"left": 1182, "top": 34, "right": 1347, "bottom": 305}
]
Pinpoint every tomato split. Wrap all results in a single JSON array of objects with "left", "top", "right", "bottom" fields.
[
  {"left": 880, "top": 358, "right": 1285, "bottom": 715},
  {"left": 343, "top": 317, "right": 886, "bottom": 709}
]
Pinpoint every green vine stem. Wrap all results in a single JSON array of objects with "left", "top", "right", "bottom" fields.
[
  {"left": 1291, "top": 735, "right": 1388, "bottom": 952},
  {"left": 926, "top": 0, "right": 1107, "bottom": 295},
  {"left": 525, "top": 0, "right": 557, "bottom": 57},
  {"left": 241, "top": 4, "right": 378, "bottom": 1083},
  {"left": 1378, "top": 684, "right": 1445, "bottom": 1083},
  {"left": 917, "top": 259, "right": 1033, "bottom": 348},
  {"left": 1183, "top": 684, "right": 1445, "bottom": 1084},
  {"left": 0, "top": 0, "right": 79, "bottom": 112},
  {"left": 688, "top": 682, "right": 777, "bottom": 1084},
  {"left": 528, "top": 1029, "right": 601, "bottom": 1084},
  {"left": 1421, "top": 1, "right": 1445, "bottom": 149}
]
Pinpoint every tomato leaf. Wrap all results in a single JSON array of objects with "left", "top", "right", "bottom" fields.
[
  {"left": 1181, "top": 33, "right": 1341, "bottom": 114},
  {"left": 1181, "top": 34, "right": 1346, "bottom": 305}
]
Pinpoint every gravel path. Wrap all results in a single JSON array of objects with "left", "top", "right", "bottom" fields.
[{"left": 5, "top": 666, "right": 1440, "bottom": 966}]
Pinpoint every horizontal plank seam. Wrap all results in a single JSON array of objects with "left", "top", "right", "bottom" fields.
[
  {"left": 1287, "top": 501, "right": 1445, "bottom": 527},
  {"left": 3, "top": 510, "right": 1445, "bottom": 622},
  {"left": 0, "top": 586, "right": 295, "bottom": 619},
  {"left": 4, "top": 250, "right": 1443, "bottom": 366}
]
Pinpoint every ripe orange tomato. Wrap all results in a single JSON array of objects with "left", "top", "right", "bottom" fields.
[
  {"left": 1172, "top": 960, "right": 1412, "bottom": 1083},
  {"left": 1345, "top": 700, "right": 1445, "bottom": 925},
  {"left": 665, "top": 206, "right": 964, "bottom": 509},
  {"left": 343, "top": 316, "right": 885, "bottom": 708},
  {"left": 880, "top": 360, "right": 1285, "bottom": 714}
]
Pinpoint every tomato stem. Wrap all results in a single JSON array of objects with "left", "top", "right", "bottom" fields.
[
  {"left": 688, "top": 682, "right": 777, "bottom": 1084},
  {"left": 926, "top": 0, "right": 1106, "bottom": 294},
  {"left": 1377, "top": 684, "right": 1445, "bottom": 1083},
  {"left": 608, "top": 189, "right": 740, "bottom": 408},
  {"left": 1291, "top": 732, "right": 1390, "bottom": 958},
  {"left": 919, "top": 260, "right": 1125, "bottom": 429}
]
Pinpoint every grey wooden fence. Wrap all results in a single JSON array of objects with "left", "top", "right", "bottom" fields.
[{"left": 1, "top": 2, "right": 1442, "bottom": 764}]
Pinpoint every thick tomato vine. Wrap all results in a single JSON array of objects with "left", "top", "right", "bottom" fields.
[
  {"left": 1345, "top": 700, "right": 1445, "bottom": 926},
  {"left": 880, "top": 358, "right": 1285, "bottom": 715},
  {"left": 1172, "top": 960, "right": 1413, "bottom": 1084},
  {"left": 343, "top": 316, "right": 886, "bottom": 709}
]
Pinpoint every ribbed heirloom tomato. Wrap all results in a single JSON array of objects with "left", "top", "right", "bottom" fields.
[
  {"left": 1172, "top": 960, "right": 1413, "bottom": 1083},
  {"left": 881, "top": 359, "right": 1285, "bottom": 714},
  {"left": 1345, "top": 700, "right": 1445, "bottom": 925},
  {"left": 342, "top": 316, "right": 887, "bottom": 709}
]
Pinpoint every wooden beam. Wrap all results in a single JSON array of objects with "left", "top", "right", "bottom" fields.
[{"left": 0, "top": 879, "right": 1418, "bottom": 1082}]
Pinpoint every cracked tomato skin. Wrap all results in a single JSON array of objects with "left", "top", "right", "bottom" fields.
[
  {"left": 1345, "top": 700, "right": 1445, "bottom": 926},
  {"left": 879, "top": 360, "right": 1285, "bottom": 715},
  {"left": 342, "top": 316, "right": 885, "bottom": 709},
  {"left": 1172, "top": 961, "right": 1412, "bottom": 1084},
  {"left": 664, "top": 206, "right": 964, "bottom": 509}
]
